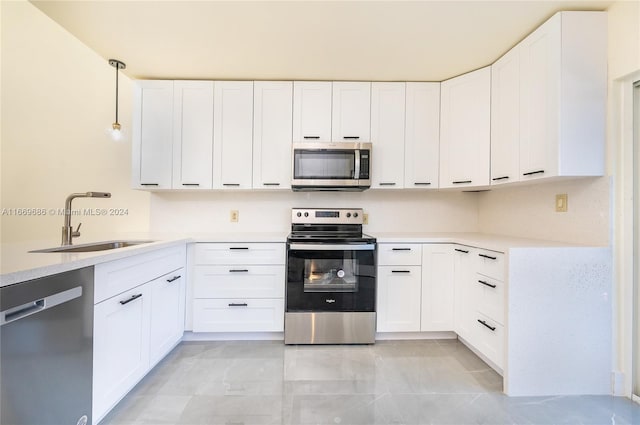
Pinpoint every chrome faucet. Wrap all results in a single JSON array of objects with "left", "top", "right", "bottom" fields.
[{"left": 61, "top": 192, "right": 111, "bottom": 245}]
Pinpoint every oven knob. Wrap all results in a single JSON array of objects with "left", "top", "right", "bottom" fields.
[
  {"left": 304, "top": 212, "right": 309, "bottom": 217},
  {"left": 346, "top": 213, "right": 351, "bottom": 218},
  {"left": 353, "top": 212, "right": 359, "bottom": 218},
  {"left": 296, "top": 212, "right": 302, "bottom": 217}
]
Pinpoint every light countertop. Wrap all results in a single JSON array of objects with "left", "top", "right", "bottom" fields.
[
  {"left": 1, "top": 231, "right": 597, "bottom": 288},
  {"left": 0, "top": 232, "right": 288, "bottom": 287},
  {"left": 371, "top": 232, "right": 589, "bottom": 253}
]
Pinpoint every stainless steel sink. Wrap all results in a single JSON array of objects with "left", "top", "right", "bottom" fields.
[{"left": 30, "top": 240, "right": 155, "bottom": 253}]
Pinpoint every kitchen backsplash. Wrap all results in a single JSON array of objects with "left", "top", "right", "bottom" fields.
[{"left": 149, "top": 190, "right": 480, "bottom": 234}]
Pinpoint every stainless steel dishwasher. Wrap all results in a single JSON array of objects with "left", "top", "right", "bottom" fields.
[{"left": 1, "top": 266, "right": 94, "bottom": 425}]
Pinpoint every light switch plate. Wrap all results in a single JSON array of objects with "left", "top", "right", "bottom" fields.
[{"left": 556, "top": 194, "right": 568, "bottom": 212}]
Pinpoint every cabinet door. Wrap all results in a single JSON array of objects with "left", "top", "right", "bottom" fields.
[
  {"left": 519, "top": 14, "right": 561, "bottom": 181},
  {"left": 213, "top": 81, "right": 254, "bottom": 189},
  {"left": 253, "top": 81, "right": 293, "bottom": 189},
  {"left": 293, "top": 81, "right": 332, "bottom": 142},
  {"left": 421, "top": 244, "right": 455, "bottom": 331},
  {"left": 491, "top": 47, "right": 521, "bottom": 185},
  {"left": 376, "top": 266, "right": 422, "bottom": 332},
  {"left": 452, "top": 245, "right": 476, "bottom": 341},
  {"left": 332, "top": 82, "right": 371, "bottom": 141},
  {"left": 371, "top": 82, "right": 405, "bottom": 188},
  {"left": 93, "top": 284, "right": 151, "bottom": 422},
  {"left": 149, "top": 268, "right": 185, "bottom": 368},
  {"left": 405, "top": 82, "right": 440, "bottom": 189},
  {"left": 132, "top": 80, "right": 173, "bottom": 189},
  {"left": 172, "top": 81, "right": 214, "bottom": 189},
  {"left": 439, "top": 67, "right": 491, "bottom": 189}
]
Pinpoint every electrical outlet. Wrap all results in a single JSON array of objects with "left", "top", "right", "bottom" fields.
[
  {"left": 230, "top": 210, "right": 239, "bottom": 222},
  {"left": 555, "top": 194, "right": 568, "bottom": 212},
  {"left": 363, "top": 213, "right": 369, "bottom": 225}
]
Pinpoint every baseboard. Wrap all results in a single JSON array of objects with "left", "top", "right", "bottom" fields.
[
  {"left": 375, "top": 331, "right": 457, "bottom": 340},
  {"left": 457, "top": 335, "right": 504, "bottom": 376},
  {"left": 182, "top": 331, "right": 284, "bottom": 341},
  {"left": 182, "top": 331, "right": 458, "bottom": 342}
]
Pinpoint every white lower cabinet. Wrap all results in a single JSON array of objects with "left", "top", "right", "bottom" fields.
[
  {"left": 93, "top": 284, "right": 151, "bottom": 423},
  {"left": 192, "top": 243, "right": 286, "bottom": 333},
  {"left": 421, "top": 244, "right": 455, "bottom": 331},
  {"left": 376, "top": 244, "right": 422, "bottom": 332},
  {"left": 92, "top": 245, "right": 186, "bottom": 424},
  {"left": 452, "top": 245, "right": 476, "bottom": 341},
  {"left": 149, "top": 269, "right": 186, "bottom": 367},
  {"left": 377, "top": 242, "right": 505, "bottom": 372},
  {"left": 473, "top": 313, "right": 504, "bottom": 368},
  {"left": 377, "top": 266, "right": 422, "bottom": 332}
]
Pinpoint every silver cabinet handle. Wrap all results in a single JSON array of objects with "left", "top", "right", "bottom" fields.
[
  {"left": 1, "top": 286, "right": 82, "bottom": 326},
  {"left": 288, "top": 243, "right": 375, "bottom": 251}
]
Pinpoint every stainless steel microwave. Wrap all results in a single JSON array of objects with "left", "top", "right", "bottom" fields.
[{"left": 291, "top": 142, "right": 372, "bottom": 191}]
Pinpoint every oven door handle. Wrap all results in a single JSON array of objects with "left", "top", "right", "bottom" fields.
[{"left": 288, "top": 243, "right": 375, "bottom": 251}]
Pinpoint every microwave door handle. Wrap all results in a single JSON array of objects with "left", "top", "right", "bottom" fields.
[{"left": 354, "top": 150, "right": 360, "bottom": 179}]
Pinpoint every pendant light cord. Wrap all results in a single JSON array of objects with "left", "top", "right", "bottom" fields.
[{"left": 114, "top": 62, "right": 119, "bottom": 124}]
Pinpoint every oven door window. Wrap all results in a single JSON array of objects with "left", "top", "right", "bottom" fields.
[
  {"left": 293, "top": 150, "right": 355, "bottom": 180},
  {"left": 304, "top": 257, "right": 358, "bottom": 293},
  {"left": 287, "top": 247, "right": 375, "bottom": 312}
]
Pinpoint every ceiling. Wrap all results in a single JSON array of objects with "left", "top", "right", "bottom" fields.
[{"left": 31, "top": 0, "right": 612, "bottom": 82}]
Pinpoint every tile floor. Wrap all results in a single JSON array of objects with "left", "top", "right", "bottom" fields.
[{"left": 101, "top": 339, "right": 640, "bottom": 425}]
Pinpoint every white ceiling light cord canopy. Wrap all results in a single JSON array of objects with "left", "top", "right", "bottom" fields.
[{"left": 108, "top": 58, "right": 126, "bottom": 141}]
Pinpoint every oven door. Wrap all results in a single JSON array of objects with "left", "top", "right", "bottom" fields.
[{"left": 286, "top": 243, "right": 376, "bottom": 312}]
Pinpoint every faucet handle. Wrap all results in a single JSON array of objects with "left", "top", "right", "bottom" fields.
[{"left": 73, "top": 222, "right": 82, "bottom": 237}]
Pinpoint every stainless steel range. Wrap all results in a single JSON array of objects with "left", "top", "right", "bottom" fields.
[{"left": 285, "top": 208, "right": 376, "bottom": 344}]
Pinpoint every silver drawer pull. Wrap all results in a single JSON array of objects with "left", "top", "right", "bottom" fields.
[
  {"left": 228, "top": 303, "right": 248, "bottom": 307},
  {"left": 229, "top": 269, "right": 249, "bottom": 273}
]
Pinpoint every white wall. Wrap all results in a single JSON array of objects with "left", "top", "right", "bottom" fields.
[
  {"left": 0, "top": 0, "right": 150, "bottom": 243},
  {"left": 149, "top": 190, "right": 479, "bottom": 234}
]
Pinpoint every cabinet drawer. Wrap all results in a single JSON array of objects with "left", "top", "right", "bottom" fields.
[
  {"left": 192, "top": 298, "right": 284, "bottom": 332},
  {"left": 193, "top": 265, "right": 284, "bottom": 299},
  {"left": 195, "top": 243, "right": 285, "bottom": 265},
  {"left": 378, "top": 244, "right": 422, "bottom": 266},
  {"left": 475, "top": 249, "right": 505, "bottom": 280},
  {"left": 95, "top": 245, "right": 186, "bottom": 304},
  {"left": 475, "top": 274, "right": 504, "bottom": 325},
  {"left": 474, "top": 313, "right": 504, "bottom": 370}
]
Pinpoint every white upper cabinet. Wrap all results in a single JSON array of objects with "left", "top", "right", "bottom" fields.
[
  {"left": 253, "top": 81, "right": 293, "bottom": 189},
  {"left": 439, "top": 67, "right": 491, "bottom": 189},
  {"left": 519, "top": 12, "right": 606, "bottom": 181},
  {"left": 132, "top": 80, "right": 174, "bottom": 189},
  {"left": 370, "top": 82, "right": 406, "bottom": 188},
  {"left": 172, "top": 81, "right": 214, "bottom": 189},
  {"left": 332, "top": 82, "right": 371, "bottom": 142},
  {"left": 491, "top": 47, "right": 521, "bottom": 186},
  {"left": 405, "top": 82, "right": 440, "bottom": 189},
  {"left": 293, "top": 81, "right": 332, "bottom": 142},
  {"left": 213, "top": 81, "right": 254, "bottom": 189}
]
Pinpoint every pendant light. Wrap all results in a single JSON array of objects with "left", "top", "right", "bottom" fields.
[{"left": 108, "top": 59, "right": 126, "bottom": 141}]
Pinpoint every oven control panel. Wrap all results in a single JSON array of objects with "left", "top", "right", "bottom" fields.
[{"left": 291, "top": 208, "right": 364, "bottom": 225}]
